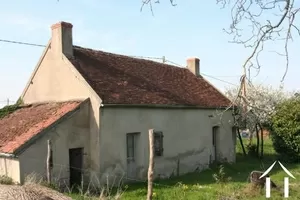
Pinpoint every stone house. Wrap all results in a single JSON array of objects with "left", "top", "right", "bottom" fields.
[{"left": 0, "top": 21, "right": 236, "bottom": 186}]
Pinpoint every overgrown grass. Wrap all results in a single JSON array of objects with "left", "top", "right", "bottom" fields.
[{"left": 69, "top": 138, "right": 300, "bottom": 199}]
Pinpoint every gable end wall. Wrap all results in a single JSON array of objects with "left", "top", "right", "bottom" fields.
[{"left": 20, "top": 45, "right": 102, "bottom": 180}]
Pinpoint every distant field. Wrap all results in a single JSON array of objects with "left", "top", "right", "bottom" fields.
[{"left": 69, "top": 138, "right": 300, "bottom": 200}]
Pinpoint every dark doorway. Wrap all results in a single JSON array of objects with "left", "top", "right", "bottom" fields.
[
  {"left": 212, "top": 126, "right": 219, "bottom": 162},
  {"left": 69, "top": 148, "right": 83, "bottom": 187}
]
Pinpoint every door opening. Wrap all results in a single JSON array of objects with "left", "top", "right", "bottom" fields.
[
  {"left": 212, "top": 126, "right": 219, "bottom": 162},
  {"left": 126, "top": 132, "right": 140, "bottom": 180},
  {"left": 69, "top": 148, "right": 83, "bottom": 187}
]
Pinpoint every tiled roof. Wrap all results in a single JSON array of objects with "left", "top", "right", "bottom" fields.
[
  {"left": 70, "top": 46, "right": 231, "bottom": 107},
  {"left": 0, "top": 101, "right": 81, "bottom": 154}
]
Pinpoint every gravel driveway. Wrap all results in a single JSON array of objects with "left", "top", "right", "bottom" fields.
[{"left": 0, "top": 184, "right": 72, "bottom": 200}]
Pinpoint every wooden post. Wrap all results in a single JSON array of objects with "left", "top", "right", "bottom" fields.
[
  {"left": 258, "top": 123, "right": 264, "bottom": 158},
  {"left": 47, "top": 140, "right": 52, "bottom": 184},
  {"left": 255, "top": 124, "right": 260, "bottom": 158},
  {"left": 147, "top": 129, "right": 154, "bottom": 200}
]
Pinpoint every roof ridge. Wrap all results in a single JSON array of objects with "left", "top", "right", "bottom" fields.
[
  {"left": 22, "top": 100, "right": 83, "bottom": 107},
  {"left": 73, "top": 45, "right": 186, "bottom": 70}
]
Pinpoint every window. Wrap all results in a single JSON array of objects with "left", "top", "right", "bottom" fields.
[
  {"left": 154, "top": 131, "right": 164, "bottom": 156},
  {"left": 126, "top": 134, "right": 135, "bottom": 159}
]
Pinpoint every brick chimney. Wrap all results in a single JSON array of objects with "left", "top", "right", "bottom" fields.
[
  {"left": 187, "top": 57, "right": 200, "bottom": 76},
  {"left": 51, "top": 21, "right": 73, "bottom": 58}
]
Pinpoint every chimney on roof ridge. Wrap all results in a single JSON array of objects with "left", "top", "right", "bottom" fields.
[
  {"left": 51, "top": 21, "right": 73, "bottom": 58},
  {"left": 187, "top": 57, "right": 200, "bottom": 76}
]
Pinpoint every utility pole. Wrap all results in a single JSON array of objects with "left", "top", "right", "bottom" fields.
[
  {"left": 241, "top": 67, "right": 251, "bottom": 144},
  {"left": 6, "top": 98, "right": 9, "bottom": 106},
  {"left": 162, "top": 56, "right": 166, "bottom": 63}
]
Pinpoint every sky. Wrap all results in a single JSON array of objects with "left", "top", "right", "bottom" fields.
[{"left": 0, "top": 0, "right": 299, "bottom": 108}]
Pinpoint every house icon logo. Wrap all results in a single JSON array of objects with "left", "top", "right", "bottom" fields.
[{"left": 259, "top": 161, "right": 295, "bottom": 198}]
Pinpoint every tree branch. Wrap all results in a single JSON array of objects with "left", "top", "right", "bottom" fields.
[{"left": 218, "top": 0, "right": 299, "bottom": 82}]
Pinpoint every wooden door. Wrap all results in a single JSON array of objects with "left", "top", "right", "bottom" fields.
[{"left": 126, "top": 133, "right": 139, "bottom": 180}]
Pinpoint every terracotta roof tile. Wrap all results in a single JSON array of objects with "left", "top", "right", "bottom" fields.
[
  {"left": 69, "top": 46, "right": 231, "bottom": 107},
  {"left": 0, "top": 101, "right": 81, "bottom": 154}
]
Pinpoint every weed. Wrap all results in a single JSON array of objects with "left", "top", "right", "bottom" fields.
[
  {"left": 0, "top": 175, "right": 14, "bottom": 185},
  {"left": 212, "top": 165, "right": 232, "bottom": 184}
]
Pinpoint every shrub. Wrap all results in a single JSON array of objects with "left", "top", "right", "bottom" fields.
[
  {"left": 270, "top": 98, "right": 300, "bottom": 162},
  {"left": 212, "top": 165, "right": 231, "bottom": 184},
  {"left": 0, "top": 175, "right": 14, "bottom": 185},
  {"left": 247, "top": 144, "right": 258, "bottom": 157}
]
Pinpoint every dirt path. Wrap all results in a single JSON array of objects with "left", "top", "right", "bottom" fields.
[{"left": 0, "top": 184, "right": 72, "bottom": 200}]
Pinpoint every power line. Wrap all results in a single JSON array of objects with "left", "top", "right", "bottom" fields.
[
  {"left": 201, "top": 73, "right": 238, "bottom": 86},
  {"left": 0, "top": 39, "right": 46, "bottom": 47},
  {"left": 130, "top": 55, "right": 164, "bottom": 61},
  {"left": 165, "top": 59, "right": 239, "bottom": 86},
  {"left": 0, "top": 38, "right": 239, "bottom": 87},
  {"left": 0, "top": 38, "right": 166, "bottom": 62},
  {"left": 0, "top": 99, "right": 16, "bottom": 105}
]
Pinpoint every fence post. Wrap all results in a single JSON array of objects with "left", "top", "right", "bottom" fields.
[
  {"left": 47, "top": 140, "right": 52, "bottom": 184},
  {"left": 147, "top": 129, "right": 154, "bottom": 200}
]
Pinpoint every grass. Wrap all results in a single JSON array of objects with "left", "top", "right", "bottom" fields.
[{"left": 69, "top": 138, "right": 300, "bottom": 199}]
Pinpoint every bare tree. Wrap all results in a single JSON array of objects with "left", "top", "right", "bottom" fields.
[
  {"left": 141, "top": 0, "right": 177, "bottom": 14},
  {"left": 142, "top": 0, "right": 300, "bottom": 83},
  {"left": 218, "top": 0, "right": 299, "bottom": 83}
]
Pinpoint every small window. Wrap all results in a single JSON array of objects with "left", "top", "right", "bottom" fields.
[
  {"left": 154, "top": 131, "right": 164, "bottom": 156},
  {"left": 127, "top": 134, "right": 135, "bottom": 159}
]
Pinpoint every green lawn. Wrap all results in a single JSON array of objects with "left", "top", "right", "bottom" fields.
[{"left": 69, "top": 139, "right": 300, "bottom": 199}]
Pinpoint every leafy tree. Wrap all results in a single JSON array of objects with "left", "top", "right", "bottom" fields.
[{"left": 270, "top": 97, "right": 300, "bottom": 162}]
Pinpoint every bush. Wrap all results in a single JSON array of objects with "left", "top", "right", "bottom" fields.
[
  {"left": 270, "top": 98, "right": 300, "bottom": 162},
  {"left": 0, "top": 175, "right": 14, "bottom": 185},
  {"left": 246, "top": 144, "right": 258, "bottom": 157}
]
